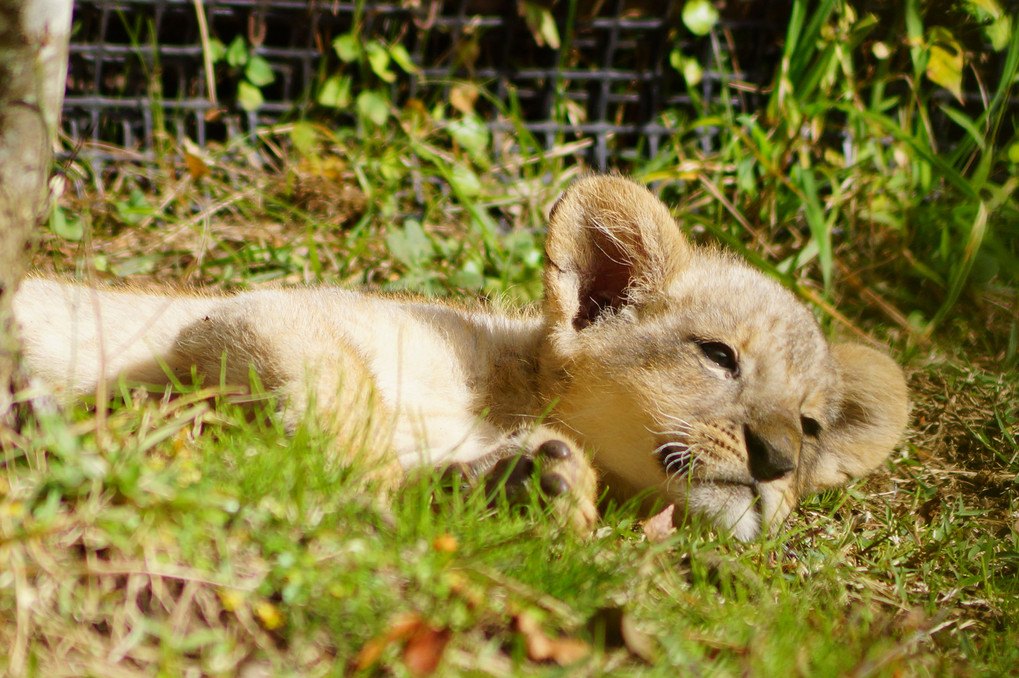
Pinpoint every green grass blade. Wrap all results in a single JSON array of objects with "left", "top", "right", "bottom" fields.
[
  {"left": 790, "top": 164, "right": 833, "bottom": 290},
  {"left": 924, "top": 201, "right": 989, "bottom": 338}
]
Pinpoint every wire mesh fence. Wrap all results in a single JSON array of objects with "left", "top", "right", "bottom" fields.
[{"left": 63, "top": 0, "right": 790, "bottom": 169}]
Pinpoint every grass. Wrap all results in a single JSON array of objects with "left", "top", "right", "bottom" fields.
[{"left": 3, "top": 1, "right": 1019, "bottom": 675}]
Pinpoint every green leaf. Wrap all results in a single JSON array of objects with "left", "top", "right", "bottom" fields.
[
  {"left": 237, "top": 81, "right": 264, "bottom": 111},
  {"left": 986, "top": 15, "right": 1012, "bottom": 51},
  {"left": 111, "top": 255, "right": 158, "bottom": 277},
  {"left": 317, "top": 74, "right": 352, "bottom": 109},
  {"left": 447, "top": 115, "right": 490, "bottom": 161},
  {"left": 365, "top": 43, "right": 396, "bottom": 82},
  {"left": 332, "top": 33, "right": 360, "bottom": 62},
  {"left": 926, "top": 27, "right": 963, "bottom": 102},
  {"left": 245, "top": 55, "right": 275, "bottom": 87},
  {"left": 207, "top": 38, "right": 227, "bottom": 63},
  {"left": 963, "top": 0, "right": 1005, "bottom": 21},
  {"left": 226, "top": 36, "right": 248, "bottom": 67},
  {"left": 388, "top": 43, "right": 419, "bottom": 74},
  {"left": 115, "top": 189, "right": 153, "bottom": 225},
  {"left": 682, "top": 0, "right": 719, "bottom": 37},
  {"left": 1008, "top": 141, "right": 1019, "bottom": 163},
  {"left": 450, "top": 260, "right": 485, "bottom": 291},
  {"left": 386, "top": 219, "right": 433, "bottom": 269},
  {"left": 49, "top": 207, "right": 83, "bottom": 241},
  {"left": 449, "top": 164, "right": 481, "bottom": 196},
  {"left": 289, "top": 122, "right": 318, "bottom": 156},
  {"left": 970, "top": 250, "right": 1000, "bottom": 285},
  {"left": 925, "top": 202, "right": 989, "bottom": 337},
  {"left": 356, "top": 90, "right": 389, "bottom": 125}
]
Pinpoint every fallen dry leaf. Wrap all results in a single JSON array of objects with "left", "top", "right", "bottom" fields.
[
  {"left": 403, "top": 624, "right": 452, "bottom": 677},
  {"left": 620, "top": 611, "right": 656, "bottom": 663},
  {"left": 182, "top": 137, "right": 210, "bottom": 180},
  {"left": 355, "top": 611, "right": 450, "bottom": 676},
  {"left": 355, "top": 611, "right": 423, "bottom": 670},
  {"left": 642, "top": 504, "right": 676, "bottom": 543},
  {"left": 516, "top": 612, "right": 590, "bottom": 666}
]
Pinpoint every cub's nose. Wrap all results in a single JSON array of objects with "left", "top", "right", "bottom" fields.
[{"left": 744, "top": 424, "right": 798, "bottom": 481}]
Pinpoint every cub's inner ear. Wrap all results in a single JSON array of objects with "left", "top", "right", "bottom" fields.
[
  {"left": 573, "top": 229, "right": 639, "bottom": 330},
  {"left": 543, "top": 175, "right": 692, "bottom": 331},
  {"left": 801, "top": 343, "right": 909, "bottom": 494}
]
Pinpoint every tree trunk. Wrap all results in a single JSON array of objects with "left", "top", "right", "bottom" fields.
[{"left": 0, "top": 0, "right": 73, "bottom": 418}]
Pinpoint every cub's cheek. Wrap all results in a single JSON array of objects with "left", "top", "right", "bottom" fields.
[{"left": 591, "top": 443, "right": 671, "bottom": 495}]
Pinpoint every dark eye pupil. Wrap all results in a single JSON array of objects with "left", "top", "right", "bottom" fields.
[{"left": 699, "top": 341, "right": 737, "bottom": 372}]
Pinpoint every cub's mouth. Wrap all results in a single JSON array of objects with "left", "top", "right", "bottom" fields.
[{"left": 653, "top": 440, "right": 798, "bottom": 541}]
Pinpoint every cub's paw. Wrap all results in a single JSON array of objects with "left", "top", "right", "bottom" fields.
[{"left": 448, "top": 428, "right": 598, "bottom": 532}]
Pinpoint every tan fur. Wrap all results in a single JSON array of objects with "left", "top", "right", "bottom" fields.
[{"left": 12, "top": 175, "right": 908, "bottom": 539}]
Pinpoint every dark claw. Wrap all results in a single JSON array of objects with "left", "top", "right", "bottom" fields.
[
  {"left": 537, "top": 439, "right": 571, "bottom": 460},
  {"left": 539, "top": 472, "right": 569, "bottom": 497}
]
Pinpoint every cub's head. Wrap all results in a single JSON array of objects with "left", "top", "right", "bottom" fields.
[{"left": 541, "top": 175, "right": 908, "bottom": 540}]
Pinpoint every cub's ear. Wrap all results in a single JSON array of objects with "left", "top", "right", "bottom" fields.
[
  {"left": 802, "top": 343, "right": 909, "bottom": 494},
  {"left": 543, "top": 175, "right": 692, "bottom": 331}
]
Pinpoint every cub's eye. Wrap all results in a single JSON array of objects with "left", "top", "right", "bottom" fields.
[
  {"left": 698, "top": 341, "right": 738, "bottom": 374},
  {"left": 801, "top": 416, "right": 822, "bottom": 438}
]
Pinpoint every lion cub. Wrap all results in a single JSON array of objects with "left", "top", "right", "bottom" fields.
[{"left": 13, "top": 175, "right": 908, "bottom": 539}]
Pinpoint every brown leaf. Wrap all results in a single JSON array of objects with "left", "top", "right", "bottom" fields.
[
  {"left": 354, "top": 611, "right": 425, "bottom": 670},
  {"left": 185, "top": 152, "right": 209, "bottom": 181},
  {"left": 355, "top": 635, "right": 388, "bottom": 670},
  {"left": 642, "top": 504, "right": 676, "bottom": 543},
  {"left": 182, "top": 138, "right": 210, "bottom": 180},
  {"left": 403, "top": 624, "right": 451, "bottom": 677},
  {"left": 620, "top": 611, "right": 657, "bottom": 663},
  {"left": 516, "top": 612, "right": 590, "bottom": 666}
]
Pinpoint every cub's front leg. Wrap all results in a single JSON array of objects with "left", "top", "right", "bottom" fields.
[{"left": 444, "top": 426, "right": 599, "bottom": 532}]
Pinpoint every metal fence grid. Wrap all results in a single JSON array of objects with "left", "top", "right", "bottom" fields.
[{"left": 63, "top": 0, "right": 787, "bottom": 169}]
